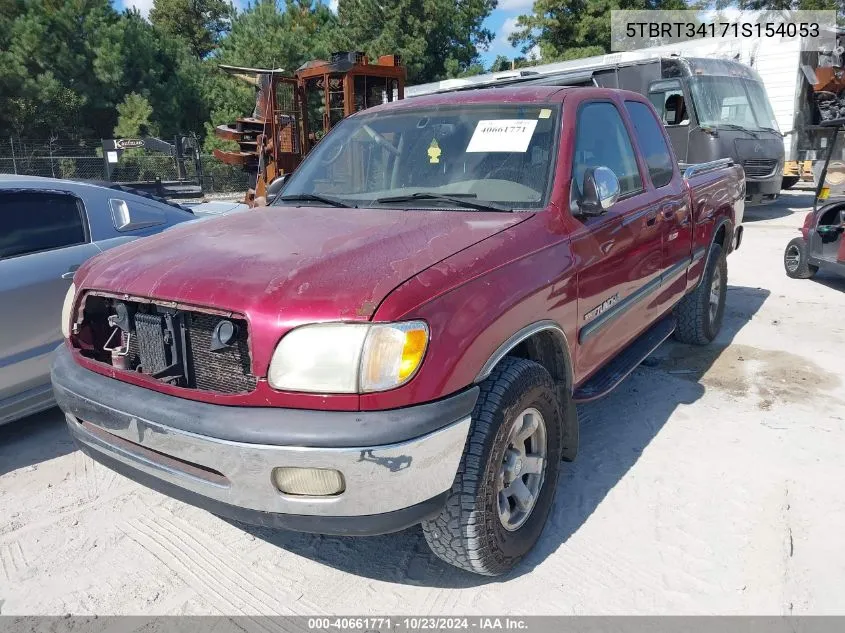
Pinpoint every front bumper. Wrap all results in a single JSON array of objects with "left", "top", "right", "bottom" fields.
[
  {"left": 52, "top": 346, "right": 477, "bottom": 535},
  {"left": 744, "top": 177, "right": 781, "bottom": 205}
]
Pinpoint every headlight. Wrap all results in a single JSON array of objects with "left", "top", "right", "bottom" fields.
[
  {"left": 61, "top": 283, "right": 76, "bottom": 339},
  {"left": 267, "top": 321, "right": 429, "bottom": 393}
]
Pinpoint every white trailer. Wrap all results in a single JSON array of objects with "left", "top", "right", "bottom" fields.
[
  {"left": 409, "top": 31, "right": 843, "bottom": 188},
  {"left": 409, "top": 39, "right": 786, "bottom": 203}
]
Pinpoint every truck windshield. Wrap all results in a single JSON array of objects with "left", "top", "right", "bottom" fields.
[
  {"left": 688, "top": 76, "right": 778, "bottom": 132},
  {"left": 275, "top": 104, "right": 560, "bottom": 210}
]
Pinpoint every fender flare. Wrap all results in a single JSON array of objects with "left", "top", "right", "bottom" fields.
[
  {"left": 474, "top": 320, "right": 575, "bottom": 393},
  {"left": 473, "top": 319, "right": 578, "bottom": 461},
  {"left": 693, "top": 216, "right": 733, "bottom": 289}
]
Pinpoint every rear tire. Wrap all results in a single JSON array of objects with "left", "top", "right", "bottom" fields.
[
  {"left": 784, "top": 237, "right": 817, "bottom": 279},
  {"left": 674, "top": 243, "right": 727, "bottom": 345},
  {"left": 422, "top": 358, "right": 567, "bottom": 576},
  {"left": 781, "top": 176, "right": 800, "bottom": 190}
]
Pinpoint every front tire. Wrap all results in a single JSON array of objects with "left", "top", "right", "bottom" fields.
[
  {"left": 674, "top": 243, "right": 727, "bottom": 345},
  {"left": 784, "top": 237, "right": 817, "bottom": 279},
  {"left": 422, "top": 358, "right": 567, "bottom": 576}
]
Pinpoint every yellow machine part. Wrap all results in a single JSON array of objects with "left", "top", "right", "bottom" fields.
[{"left": 784, "top": 160, "right": 815, "bottom": 181}]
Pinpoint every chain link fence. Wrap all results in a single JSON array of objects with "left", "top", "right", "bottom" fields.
[{"left": 0, "top": 137, "right": 249, "bottom": 196}]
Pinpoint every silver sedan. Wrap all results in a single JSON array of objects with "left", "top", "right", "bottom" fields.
[{"left": 0, "top": 175, "right": 202, "bottom": 425}]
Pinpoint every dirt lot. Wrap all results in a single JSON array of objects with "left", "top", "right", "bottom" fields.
[{"left": 1, "top": 189, "right": 844, "bottom": 616}]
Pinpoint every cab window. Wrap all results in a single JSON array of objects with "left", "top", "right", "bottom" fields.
[
  {"left": 648, "top": 81, "right": 689, "bottom": 126},
  {"left": 624, "top": 101, "right": 675, "bottom": 188},
  {"left": 572, "top": 102, "right": 642, "bottom": 198}
]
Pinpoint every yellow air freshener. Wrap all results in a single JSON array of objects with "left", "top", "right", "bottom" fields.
[{"left": 428, "top": 138, "right": 441, "bottom": 164}]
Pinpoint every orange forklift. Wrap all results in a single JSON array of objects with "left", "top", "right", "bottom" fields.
[{"left": 214, "top": 51, "right": 405, "bottom": 206}]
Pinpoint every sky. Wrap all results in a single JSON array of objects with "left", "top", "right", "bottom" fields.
[{"left": 115, "top": 0, "right": 534, "bottom": 68}]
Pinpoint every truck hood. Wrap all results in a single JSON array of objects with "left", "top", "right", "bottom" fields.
[{"left": 78, "top": 205, "right": 529, "bottom": 325}]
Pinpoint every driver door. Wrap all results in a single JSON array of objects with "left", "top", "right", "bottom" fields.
[{"left": 566, "top": 97, "right": 665, "bottom": 382}]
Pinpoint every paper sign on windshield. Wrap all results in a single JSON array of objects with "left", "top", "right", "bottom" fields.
[{"left": 466, "top": 119, "right": 538, "bottom": 153}]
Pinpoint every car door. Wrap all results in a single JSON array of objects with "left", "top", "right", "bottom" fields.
[
  {"left": 623, "top": 99, "right": 691, "bottom": 312},
  {"left": 565, "top": 97, "right": 665, "bottom": 382},
  {"left": 0, "top": 190, "right": 100, "bottom": 418}
]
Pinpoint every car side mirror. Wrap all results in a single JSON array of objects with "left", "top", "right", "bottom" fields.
[
  {"left": 579, "top": 166, "right": 620, "bottom": 216},
  {"left": 265, "top": 174, "right": 289, "bottom": 204}
]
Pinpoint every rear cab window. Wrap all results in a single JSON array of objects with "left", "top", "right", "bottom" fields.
[
  {"left": 0, "top": 191, "right": 88, "bottom": 259},
  {"left": 624, "top": 101, "right": 675, "bottom": 188}
]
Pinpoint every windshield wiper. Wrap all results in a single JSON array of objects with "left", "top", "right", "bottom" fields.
[
  {"left": 708, "top": 123, "right": 759, "bottom": 138},
  {"left": 757, "top": 126, "right": 782, "bottom": 136},
  {"left": 274, "top": 193, "right": 353, "bottom": 208},
  {"left": 374, "top": 192, "right": 512, "bottom": 212}
]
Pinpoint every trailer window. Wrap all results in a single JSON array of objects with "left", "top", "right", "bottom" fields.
[
  {"left": 624, "top": 101, "right": 674, "bottom": 188},
  {"left": 689, "top": 76, "right": 778, "bottom": 132},
  {"left": 648, "top": 81, "right": 687, "bottom": 126}
]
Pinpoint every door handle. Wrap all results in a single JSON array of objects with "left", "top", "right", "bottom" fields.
[
  {"left": 662, "top": 207, "right": 676, "bottom": 219},
  {"left": 61, "top": 264, "right": 80, "bottom": 280},
  {"left": 646, "top": 213, "right": 657, "bottom": 226}
]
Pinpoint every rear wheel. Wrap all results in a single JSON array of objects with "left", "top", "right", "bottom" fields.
[
  {"left": 781, "top": 176, "right": 800, "bottom": 190},
  {"left": 422, "top": 357, "right": 567, "bottom": 576},
  {"left": 784, "top": 237, "right": 817, "bottom": 279},
  {"left": 674, "top": 243, "right": 727, "bottom": 345}
]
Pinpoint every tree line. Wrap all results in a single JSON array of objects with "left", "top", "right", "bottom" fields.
[
  {"left": 509, "top": 0, "right": 840, "bottom": 61},
  {"left": 1, "top": 0, "right": 837, "bottom": 149}
]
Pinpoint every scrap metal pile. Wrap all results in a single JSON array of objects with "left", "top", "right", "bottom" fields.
[{"left": 816, "top": 90, "right": 845, "bottom": 122}]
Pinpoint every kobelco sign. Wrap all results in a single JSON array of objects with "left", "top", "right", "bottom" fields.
[{"left": 114, "top": 139, "right": 146, "bottom": 150}]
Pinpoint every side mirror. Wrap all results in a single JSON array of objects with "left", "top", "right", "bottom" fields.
[
  {"left": 579, "top": 166, "right": 620, "bottom": 215},
  {"left": 265, "top": 174, "right": 289, "bottom": 204}
]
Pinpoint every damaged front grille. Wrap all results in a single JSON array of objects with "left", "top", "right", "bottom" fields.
[
  {"left": 74, "top": 294, "right": 257, "bottom": 395},
  {"left": 742, "top": 159, "right": 778, "bottom": 178}
]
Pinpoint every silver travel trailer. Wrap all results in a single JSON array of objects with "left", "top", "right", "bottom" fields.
[
  {"left": 642, "top": 30, "right": 845, "bottom": 188},
  {"left": 408, "top": 50, "right": 785, "bottom": 205}
]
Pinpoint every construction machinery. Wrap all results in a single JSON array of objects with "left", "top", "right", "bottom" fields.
[
  {"left": 213, "top": 52, "right": 405, "bottom": 205},
  {"left": 101, "top": 135, "right": 204, "bottom": 199}
]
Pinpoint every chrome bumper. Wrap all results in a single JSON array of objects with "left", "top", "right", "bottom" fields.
[
  {"left": 52, "top": 345, "right": 476, "bottom": 521},
  {"left": 65, "top": 411, "right": 470, "bottom": 516}
]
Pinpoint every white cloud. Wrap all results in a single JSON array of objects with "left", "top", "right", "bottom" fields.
[
  {"left": 125, "top": 0, "right": 154, "bottom": 18},
  {"left": 329, "top": 0, "right": 338, "bottom": 12},
  {"left": 497, "top": 0, "right": 534, "bottom": 9},
  {"left": 700, "top": 6, "right": 745, "bottom": 22},
  {"left": 495, "top": 16, "right": 521, "bottom": 48}
]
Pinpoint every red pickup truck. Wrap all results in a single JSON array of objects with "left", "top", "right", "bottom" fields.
[{"left": 52, "top": 87, "right": 744, "bottom": 576}]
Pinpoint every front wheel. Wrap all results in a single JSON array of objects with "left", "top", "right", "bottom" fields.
[
  {"left": 784, "top": 237, "right": 818, "bottom": 279},
  {"left": 422, "top": 358, "right": 568, "bottom": 576},
  {"left": 674, "top": 243, "right": 727, "bottom": 345}
]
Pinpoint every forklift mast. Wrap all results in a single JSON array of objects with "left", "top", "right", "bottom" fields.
[{"left": 213, "top": 52, "right": 405, "bottom": 205}]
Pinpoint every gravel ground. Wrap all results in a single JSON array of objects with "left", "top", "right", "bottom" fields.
[{"left": 1, "top": 189, "right": 844, "bottom": 616}]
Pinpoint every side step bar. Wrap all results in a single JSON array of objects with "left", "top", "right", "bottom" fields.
[{"left": 573, "top": 316, "right": 676, "bottom": 403}]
